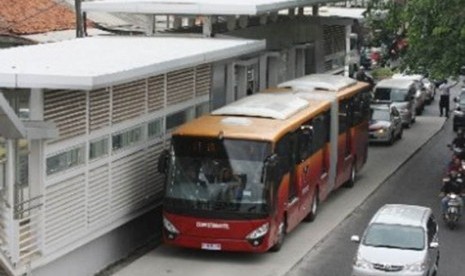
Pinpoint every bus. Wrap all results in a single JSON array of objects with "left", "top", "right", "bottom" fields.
[{"left": 157, "top": 74, "right": 371, "bottom": 253}]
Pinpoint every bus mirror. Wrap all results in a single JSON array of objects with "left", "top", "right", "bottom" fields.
[{"left": 158, "top": 149, "right": 170, "bottom": 174}]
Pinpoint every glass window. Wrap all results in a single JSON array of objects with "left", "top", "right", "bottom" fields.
[
  {"left": 46, "top": 146, "right": 84, "bottom": 175},
  {"left": 148, "top": 119, "right": 163, "bottom": 138},
  {"left": 90, "top": 138, "right": 108, "bottom": 160},
  {"left": 166, "top": 107, "right": 195, "bottom": 130},
  {"left": 112, "top": 127, "right": 142, "bottom": 151}
]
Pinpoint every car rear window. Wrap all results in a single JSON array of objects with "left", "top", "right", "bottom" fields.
[{"left": 374, "top": 88, "right": 408, "bottom": 102}]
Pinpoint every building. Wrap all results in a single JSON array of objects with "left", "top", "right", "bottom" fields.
[{"left": 0, "top": 0, "right": 357, "bottom": 275}]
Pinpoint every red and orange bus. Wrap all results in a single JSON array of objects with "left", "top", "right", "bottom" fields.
[{"left": 158, "top": 74, "right": 371, "bottom": 253}]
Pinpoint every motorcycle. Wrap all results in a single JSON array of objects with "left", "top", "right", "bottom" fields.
[
  {"left": 447, "top": 144, "right": 465, "bottom": 160},
  {"left": 443, "top": 192, "right": 462, "bottom": 229}
]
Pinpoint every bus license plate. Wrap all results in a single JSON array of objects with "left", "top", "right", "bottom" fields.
[{"left": 201, "top": 243, "right": 221, "bottom": 251}]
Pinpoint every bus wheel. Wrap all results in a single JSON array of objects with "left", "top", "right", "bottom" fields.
[
  {"left": 304, "top": 190, "right": 319, "bottom": 222},
  {"left": 344, "top": 163, "right": 356, "bottom": 188},
  {"left": 270, "top": 220, "right": 286, "bottom": 252}
]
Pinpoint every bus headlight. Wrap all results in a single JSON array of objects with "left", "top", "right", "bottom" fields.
[
  {"left": 163, "top": 217, "right": 180, "bottom": 240},
  {"left": 246, "top": 223, "right": 269, "bottom": 247}
]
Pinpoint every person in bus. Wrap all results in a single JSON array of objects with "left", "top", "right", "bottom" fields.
[{"left": 220, "top": 168, "right": 244, "bottom": 201}]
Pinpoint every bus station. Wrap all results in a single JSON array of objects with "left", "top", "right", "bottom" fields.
[{"left": 0, "top": 0, "right": 360, "bottom": 275}]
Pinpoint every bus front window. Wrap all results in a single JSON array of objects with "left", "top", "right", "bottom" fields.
[{"left": 164, "top": 137, "right": 272, "bottom": 217}]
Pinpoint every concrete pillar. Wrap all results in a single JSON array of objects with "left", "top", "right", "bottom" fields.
[
  {"left": 173, "top": 16, "right": 182, "bottom": 29},
  {"left": 202, "top": 16, "right": 212, "bottom": 37},
  {"left": 259, "top": 55, "right": 268, "bottom": 91},
  {"left": 145, "top": 14, "right": 156, "bottom": 35},
  {"left": 226, "top": 16, "right": 236, "bottom": 31},
  {"left": 296, "top": 49, "right": 305, "bottom": 78},
  {"left": 268, "top": 56, "right": 279, "bottom": 88},
  {"left": 28, "top": 88, "right": 45, "bottom": 252},
  {"left": 312, "top": 5, "right": 319, "bottom": 16},
  {"left": 288, "top": 48, "right": 296, "bottom": 80},
  {"left": 226, "top": 63, "right": 235, "bottom": 104},
  {"left": 236, "top": 65, "right": 248, "bottom": 100},
  {"left": 345, "top": 25, "right": 351, "bottom": 77}
]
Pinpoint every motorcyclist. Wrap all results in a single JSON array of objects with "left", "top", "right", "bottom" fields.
[
  {"left": 440, "top": 169, "right": 464, "bottom": 217},
  {"left": 451, "top": 129, "right": 465, "bottom": 159},
  {"left": 355, "top": 66, "right": 375, "bottom": 88}
]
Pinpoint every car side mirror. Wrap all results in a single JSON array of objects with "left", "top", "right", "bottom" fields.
[
  {"left": 350, "top": 235, "right": 360, "bottom": 243},
  {"left": 454, "top": 97, "right": 459, "bottom": 103},
  {"left": 429, "top": 241, "right": 439, "bottom": 249}
]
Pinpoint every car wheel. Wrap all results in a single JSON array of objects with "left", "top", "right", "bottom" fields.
[
  {"left": 304, "top": 190, "right": 319, "bottom": 222},
  {"left": 397, "top": 128, "right": 403, "bottom": 139},
  {"left": 388, "top": 132, "right": 395, "bottom": 145},
  {"left": 270, "top": 220, "right": 286, "bottom": 252}
]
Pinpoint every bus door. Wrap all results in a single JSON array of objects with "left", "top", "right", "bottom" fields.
[
  {"left": 289, "top": 124, "right": 314, "bottom": 230},
  {"left": 285, "top": 131, "right": 303, "bottom": 231},
  {"left": 338, "top": 98, "right": 354, "bottom": 187}
]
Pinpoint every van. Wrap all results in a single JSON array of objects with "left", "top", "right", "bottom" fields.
[
  {"left": 373, "top": 78, "right": 418, "bottom": 128},
  {"left": 351, "top": 204, "right": 439, "bottom": 276}
]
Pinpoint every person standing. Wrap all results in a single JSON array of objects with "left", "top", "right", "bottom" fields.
[{"left": 439, "top": 80, "right": 458, "bottom": 118}]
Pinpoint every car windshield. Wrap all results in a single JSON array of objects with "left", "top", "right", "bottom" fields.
[
  {"left": 374, "top": 88, "right": 408, "bottom": 102},
  {"left": 363, "top": 223, "right": 425, "bottom": 250},
  {"left": 164, "top": 136, "right": 272, "bottom": 216},
  {"left": 371, "top": 109, "right": 390, "bottom": 121}
]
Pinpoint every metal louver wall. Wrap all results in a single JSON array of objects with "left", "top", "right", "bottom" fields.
[
  {"left": 147, "top": 75, "right": 165, "bottom": 112},
  {"left": 89, "top": 88, "right": 110, "bottom": 132},
  {"left": 87, "top": 164, "right": 110, "bottom": 228},
  {"left": 323, "top": 25, "right": 345, "bottom": 55},
  {"left": 44, "top": 174, "right": 86, "bottom": 250},
  {"left": 167, "top": 68, "right": 195, "bottom": 106},
  {"left": 44, "top": 90, "right": 86, "bottom": 143},
  {"left": 112, "top": 80, "right": 146, "bottom": 124},
  {"left": 195, "top": 65, "right": 211, "bottom": 97}
]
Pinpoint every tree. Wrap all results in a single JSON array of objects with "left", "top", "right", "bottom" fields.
[{"left": 364, "top": 0, "right": 465, "bottom": 79}]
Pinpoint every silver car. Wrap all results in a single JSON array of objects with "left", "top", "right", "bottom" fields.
[
  {"left": 351, "top": 204, "right": 439, "bottom": 276},
  {"left": 369, "top": 105, "right": 403, "bottom": 145}
]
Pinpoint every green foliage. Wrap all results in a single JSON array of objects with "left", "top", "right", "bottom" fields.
[
  {"left": 371, "top": 67, "right": 395, "bottom": 80},
  {"left": 364, "top": 0, "right": 465, "bottom": 79}
]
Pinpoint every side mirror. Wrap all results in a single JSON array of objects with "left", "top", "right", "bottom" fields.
[
  {"left": 429, "top": 241, "right": 439, "bottom": 249},
  {"left": 157, "top": 149, "right": 170, "bottom": 174},
  {"left": 350, "top": 235, "right": 360, "bottom": 243},
  {"left": 454, "top": 97, "right": 458, "bottom": 103}
]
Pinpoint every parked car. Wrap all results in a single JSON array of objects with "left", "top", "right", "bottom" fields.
[
  {"left": 421, "top": 78, "right": 436, "bottom": 104},
  {"left": 369, "top": 104, "right": 403, "bottom": 144},
  {"left": 372, "top": 78, "right": 417, "bottom": 128},
  {"left": 351, "top": 204, "right": 439, "bottom": 276},
  {"left": 453, "top": 88, "right": 465, "bottom": 131},
  {"left": 392, "top": 73, "right": 427, "bottom": 113}
]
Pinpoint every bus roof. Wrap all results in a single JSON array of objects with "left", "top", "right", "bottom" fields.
[
  {"left": 278, "top": 74, "right": 370, "bottom": 100},
  {"left": 172, "top": 89, "right": 331, "bottom": 142}
]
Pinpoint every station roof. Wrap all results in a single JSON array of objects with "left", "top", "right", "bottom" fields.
[
  {"left": 82, "top": 0, "right": 329, "bottom": 16},
  {"left": 0, "top": 35, "right": 265, "bottom": 90}
]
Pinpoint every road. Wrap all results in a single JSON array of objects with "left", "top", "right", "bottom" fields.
[
  {"left": 103, "top": 83, "right": 457, "bottom": 276},
  {"left": 286, "top": 85, "right": 464, "bottom": 276}
]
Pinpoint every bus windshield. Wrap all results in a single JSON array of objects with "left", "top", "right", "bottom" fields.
[{"left": 164, "top": 136, "right": 272, "bottom": 218}]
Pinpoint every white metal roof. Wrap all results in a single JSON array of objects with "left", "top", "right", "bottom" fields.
[
  {"left": 278, "top": 74, "right": 357, "bottom": 91},
  {"left": 317, "top": 7, "right": 366, "bottom": 20},
  {"left": 211, "top": 93, "right": 309, "bottom": 120},
  {"left": 82, "top": 0, "right": 325, "bottom": 16},
  {"left": 0, "top": 36, "right": 265, "bottom": 90}
]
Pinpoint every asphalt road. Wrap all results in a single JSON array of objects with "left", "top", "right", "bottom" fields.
[{"left": 286, "top": 85, "right": 464, "bottom": 276}]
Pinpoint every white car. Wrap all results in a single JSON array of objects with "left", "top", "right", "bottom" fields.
[{"left": 351, "top": 204, "right": 439, "bottom": 276}]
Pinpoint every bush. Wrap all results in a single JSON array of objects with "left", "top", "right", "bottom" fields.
[{"left": 371, "top": 67, "right": 394, "bottom": 80}]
